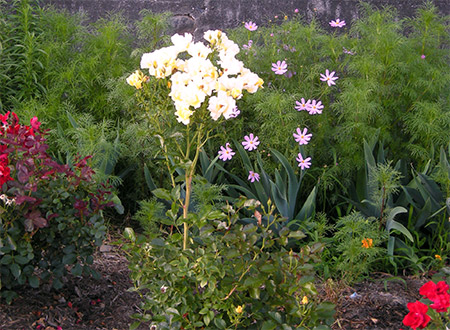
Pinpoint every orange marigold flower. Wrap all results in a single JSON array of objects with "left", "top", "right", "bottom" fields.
[
  {"left": 361, "top": 238, "right": 373, "bottom": 249},
  {"left": 435, "top": 254, "right": 442, "bottom": 261}
]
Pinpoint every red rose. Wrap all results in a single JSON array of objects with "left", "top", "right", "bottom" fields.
[
  {"left": 419, "top": 281, "right": 450, "bottom": 313},
  {"left": 430, "top": 292, "right": 450, "bottom": 313},
  {"left": 420, "top": 281, "right": 449, "bottom": 299},
  {"left": 403, "top": 301, "right": 431, "bottom": 330}
]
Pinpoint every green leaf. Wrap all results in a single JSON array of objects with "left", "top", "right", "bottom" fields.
[
  {"left": 387, "top": 220, "right": 414, "bottom": 242},
  {"left": 144, "top": 163, "right": 157, "bottom": 192},
  {"left": 166, "top": 307, "right": 180, "bottom": 315},
  {"left": 71, "top": 263, "right": 82, "bottom": 276},
  {"left": 130, "top": 321, "right": 141, "bottom": 330},
  {"left": 1, "top": 255, "right": 12, "bottom": 265},
  {"left": 385, "top": 206, "right": 413, "bottom": 242},
  {"left": 203, "top": 314, "right": 211, "bottom": 326},
  {"left": 66, "top": 111, "right": 79, "bottom": 129},
  {"left": 295, "top": 186, "right": 317, "bottom": 222},
  {"left": 150, "top": 238, "right": 165, "bottom": 247},
  {"left": 62, "top": 254, "right": 77, "bottom": 265},
  {"left": 271, "top": 149, "right": 301, "bottom": 220},
  {"left": 268, "top": 311, "right": 283, "bottom": 324},
  {"left": 28, "top": 275, "right": 39, "bottom": 288},
  {"left": 249, "top": 287, "right": 260, "bottom": 299},
  {"left": 260, "top": 263, "right": 276, "bottom": 273},
  {"left": 270, "top": 181, "right": 289, "bottom": 218},
  {"left": 261, "top": 320, "right": 277, "bottom": 330},
  {"left": 213, "top": 318, "right": 226, "bottom": 329},
  {"left": 124, "top": 227, "right": 136, "bottom": 242},
  {"left": 14, "top": 255, "right": 29, "bottom": 265},
  {"left": 152, "top": 188, "right": 172, "bottom": 201},
  {"left": 112, "top": 194, "right": 124, "bottom": 214},
  {"left": 10, "top": 263, "right": 21, "bottom": 278},
  {"left": 288, "top": 230, "right": 306, "bottom": 240}
]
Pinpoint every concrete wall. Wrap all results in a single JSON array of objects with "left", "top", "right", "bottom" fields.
[{"left": 42, "top": 0, "right": 450, "bottom": 37}]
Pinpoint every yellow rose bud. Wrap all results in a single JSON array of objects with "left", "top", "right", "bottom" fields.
[
  {"left": 231, "top": 88, "right": 242, "bottom": 99},
  {"left": 126, "top": 70, "right": 145, "bottom": 89},
  {"left": 301, "top": 296, "right": 308, "bottom": 304},
  {"left": 256, "top": 78, "right": 264, "bottom": 88},
  {"left": 235, "top": 305, "right": 243, "bottom": 314}
]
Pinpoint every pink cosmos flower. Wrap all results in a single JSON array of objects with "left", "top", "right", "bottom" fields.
[
  {"left": 248, "top": 170, "right": 260, "bottom": 182},
  {"left": 307, "top": 100, "right": 324, "bottom": 115},
  {"left": 329, "top": 19, "right": 346, "bottom": 28},
  {"left": 296, "top": 153, "right": 311, "bottom": 170},
  {"left": 343, "top": 47, "right": 356, "bottom": 55},
  {"left": 243, "top": 40, "right": 253, "bottom": 49},
  {"left": 245, "top": 21, "right": 258, "bottom": 31},
  {"left": 421, "top": 54, "right": 426, "bottom": 59},
  {"left": 242, "top": 133, "right": 260, "bottom": 151},
  {"left": 293, "top": 128, "right": 312, "bottom": 145},
  {"left": 320, "top": 69, "right": 339, "bottom": 86},
  {"left": 295, "top": 98, "right": 311, "bottom": 111},
  {"left": 284, "top": 71, "right": 295, "bottom": 78},
  {"left": 218, "top": 143, "right": 235, "bottom": 161},
  {"left": 229, "top": 106, "right": 241, "bottom": 118},
  {"left": 272, "top": 60, "right": 288, "bottom": 75},
  {"left": 294, "top": 8, "right": 299, "bottom": 13}
]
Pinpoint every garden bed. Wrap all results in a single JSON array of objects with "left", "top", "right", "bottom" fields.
[{"left": 0, "top": 241, "right": 427, "bottom": 330}]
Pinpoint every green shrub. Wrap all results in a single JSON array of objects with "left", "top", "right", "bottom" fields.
[{"left": 123, "top": 196, "right": 335, "bottom": 329}]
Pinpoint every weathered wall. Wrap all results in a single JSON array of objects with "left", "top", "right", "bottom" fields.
[{"left": 42, "top": 0, "right": 449, "bottom": 37}]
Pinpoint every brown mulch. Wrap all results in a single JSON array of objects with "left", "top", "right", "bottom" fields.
[
  {"left": 0, "top": 242, "right": 430, "bottom": 330},
  {"left": 328, "top": 274, "right": 426, "bottom": 329},
  {"left": 0, "top": 243, "right": 149, "bottom": 330}
]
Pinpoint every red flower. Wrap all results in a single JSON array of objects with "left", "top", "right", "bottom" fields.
[
  {"left": 0, "top": 161, "right": 13, "bottom": 186},
  {"left": 403, "top": 301, "right": 431, "bottom": 330},
  {"left": 419, "top": 281, "right": 450, "bottom": 312},
  {"left": 0, "top": 111, "right": 9, "bottom": 125},
  {"left": 430, "top": 293, "right": 450, "bottom": 313},
  {"left": 420, "top": 281, "right": 449, "bottom": 299}
]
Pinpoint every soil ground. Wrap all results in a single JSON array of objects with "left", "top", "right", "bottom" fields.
[{"left": 0, "top": 241, "right": 429, "bottom": 330}]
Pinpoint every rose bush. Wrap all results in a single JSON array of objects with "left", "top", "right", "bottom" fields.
[{"left": 0, "top": 112, "right": 117, "bottom": 303}]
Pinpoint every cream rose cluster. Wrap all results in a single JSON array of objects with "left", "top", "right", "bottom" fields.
[{"left": 131, "top": 30, "right": 263, "bottom": 125}]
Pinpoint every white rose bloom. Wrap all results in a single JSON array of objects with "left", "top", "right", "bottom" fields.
[
  {"left": 171, "top": 33, "right": 193, "bottom": 52},
  {"left": 218, "top": 56, "right": 244, "bottom": 76},
  {"left": 187, "top": 42, "right": 212, "bottom": 59},
  {"left": 207, "top": 90, "right": 236, "bottom": 120},
  {"left": 217, "top": 75, "right": 244, "bottom": 99},
  {"left": 141, "top": 46, "right": 178, "bottom": 78},
  {"left": 175, "top": 58, "right": 187, "bottom": 71},
  {"left": 241, "top": 70, "right": 264, "bottom": 93},
  {"left": 218, "top": 39, "right": 240, "bottom": 57},
  {"left": 170, "top": 71, "right": 190, "bottom": 88},
  {"left": 204, "top": 30, "right": 223, "bottom": 45},
  {"left": 191, "top": 76, "right": 215, "bottom": 96},
  {"left": 185, "top": 57, "right": 217, "bottom": 79},
  {"left": 174, "top": 102, "right": 194, "bottom": 125}
]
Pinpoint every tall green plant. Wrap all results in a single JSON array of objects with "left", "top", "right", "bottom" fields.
[{"left": 0, "top": 0, "right": 47, "bottom": 110}]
